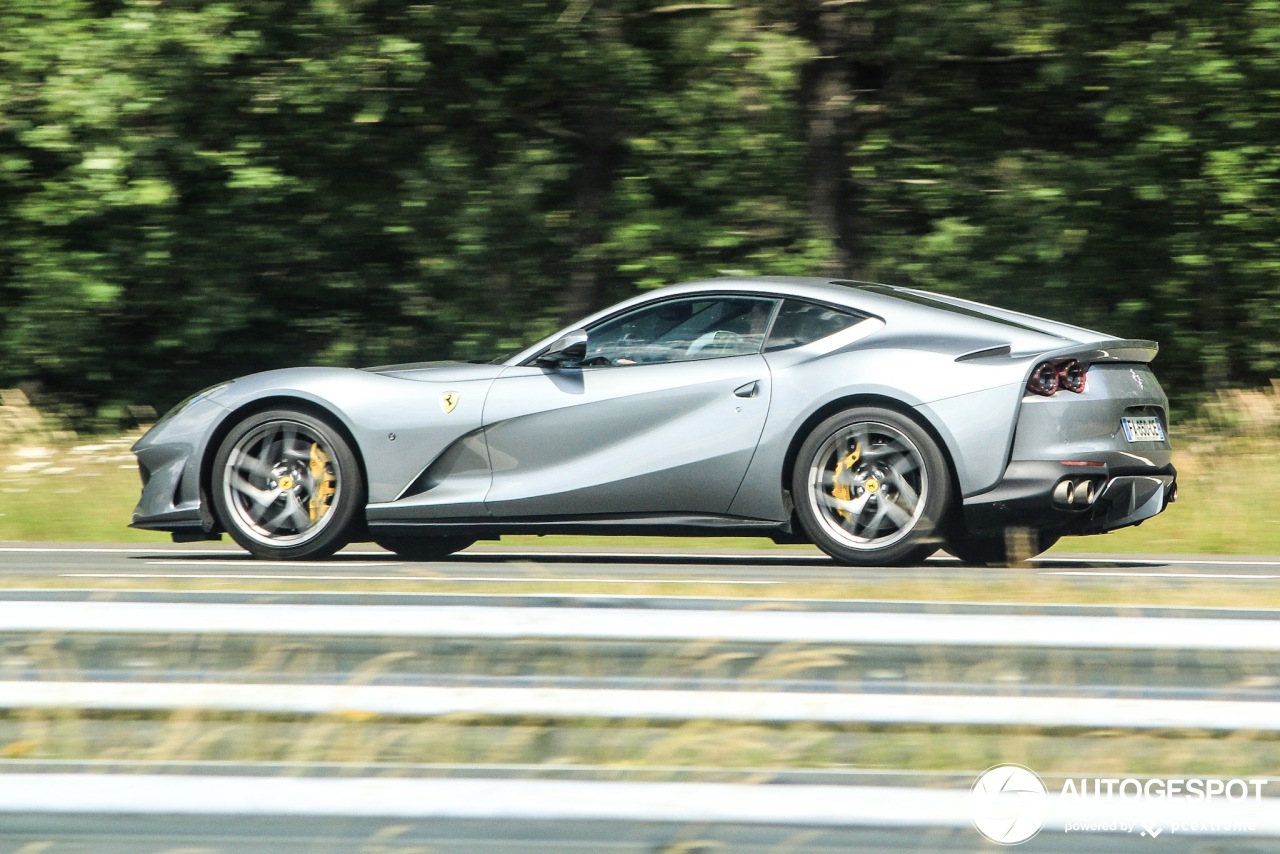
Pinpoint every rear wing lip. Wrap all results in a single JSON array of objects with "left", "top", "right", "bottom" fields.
[
  {"left": 1005, "top": 339, "right": 1161, "bottom": 402},
  {"left": 955, "top": 339, "right": 1159, "bottom": 365},
  {"left": 1040, "top": 338, "right": 1159, "bottom": 365}
]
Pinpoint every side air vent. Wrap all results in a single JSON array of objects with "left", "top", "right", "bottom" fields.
[{"left": 955, "top": 344, "right": 1012, "bottom": 362}]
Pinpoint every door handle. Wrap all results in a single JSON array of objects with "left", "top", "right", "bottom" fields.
[{"left": 733, "top": 381, "right": 760, "bottom": 399}]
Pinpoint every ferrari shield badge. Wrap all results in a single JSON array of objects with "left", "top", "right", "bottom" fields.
[{"left": 439, "top": 391, "right": 460, "bottom": 414}]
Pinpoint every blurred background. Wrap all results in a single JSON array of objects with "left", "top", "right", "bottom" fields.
[
  {"left": 2, "top": 5, "right": 1280, "bottom": 850},
  {"left": 1, "top": 0, "right": 1278, "bottom": 426}
]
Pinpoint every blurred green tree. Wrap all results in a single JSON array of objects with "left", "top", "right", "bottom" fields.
[{"left": 0, "top": 0, "right": 1276, "bottom": 421}]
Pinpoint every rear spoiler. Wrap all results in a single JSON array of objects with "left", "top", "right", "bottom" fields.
[
  {"left": 955, "top": 339, "right": 1158, "bottom": 365},
  {"left": 1039, "top": 339, "right": 1159, "bottom": 365}
]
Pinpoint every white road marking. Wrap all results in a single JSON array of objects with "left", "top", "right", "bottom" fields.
[
  {"left": 468, "top": 550, "right": 829, "bottom": 562},
  {"left": 0, "top": 774, "right": 1276, "bottom": 835},
  {"left": 6, "top": 544, "right": 1280, "bottom": 568},
  {"left": 66, "top": 572, "right": 782, "bottom": 585},
  {"left": 5, "top": 601, "right": 1280, "bottom": 649},
  {"left": 14, "top": 587, "right": 1280, "bottom": 616},
  {"left": 1037, "top": 557, "right": 1280, "bottom": 567},
  {"left": 0, "top": 546, "right": 827, "bottom": 562},
  {"left": 1043, "top": 571, "right": 1280, "bottom": 580},
  {"left": 0, "top": 547, "right": 230, "bottom": 555},
  {"left": 140, "top": 561, "right": 402, "bottom": 568}
]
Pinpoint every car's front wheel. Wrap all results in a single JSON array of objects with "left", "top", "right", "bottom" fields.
[
  {"left": 211, "top": 409, "right": 364, "bottom": 560},
  {"left": 793, "top": 407, "right": 952, "bottom": 566}
]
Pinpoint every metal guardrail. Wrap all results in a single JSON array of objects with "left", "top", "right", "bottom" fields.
[
  {"left": 0, "top": 774, "right": 1277, "bottom": 838},
  {"left": 5, "top": 600, "right": 1280, "bottom": 650},
  {"left": 4, "top": 594, "right": 1280, "bottom": 846},
  {"left": 5, "top": 600, "right": 1280, "bottom": 730}
]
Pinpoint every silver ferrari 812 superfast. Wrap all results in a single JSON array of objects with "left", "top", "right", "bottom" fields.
[{"left": 132, "top": 277, "right": 1178, "bottom": 565}]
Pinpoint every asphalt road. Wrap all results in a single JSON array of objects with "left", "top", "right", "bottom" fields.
[{"left": 3, "top": 541, "right": 1280, "bottom": 586}]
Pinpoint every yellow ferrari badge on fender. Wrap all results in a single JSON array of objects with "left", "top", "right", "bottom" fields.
[{"left": 440, "top": 391, "right": 460, "bottom": 413}]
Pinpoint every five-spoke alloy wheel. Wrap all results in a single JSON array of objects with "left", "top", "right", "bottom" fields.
[
  {"left": 793, "top": 407, "right": 952, "bottom": 566},
  {"left": 212, "top": 409, "right": 364, "bottom": 560}
]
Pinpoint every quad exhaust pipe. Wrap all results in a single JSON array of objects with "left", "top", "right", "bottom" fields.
[{"left": 1053, "top": 478, "right": 1098, "bottom": 507}]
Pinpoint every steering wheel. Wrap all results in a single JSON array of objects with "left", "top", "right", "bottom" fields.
[{"left": 686, "top": 330, "right": 744, "bottom": 358}]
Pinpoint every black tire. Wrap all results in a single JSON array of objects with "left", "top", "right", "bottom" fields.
[
  {"left": 211, "top": 408, "right": 364, "bottom": 560},
  {"left": 374, "top": 536, "right": 475, "bottom": 561},
  {"left": 946, "top": 529, "right": 1061, "bottom": 566},
  {"left": 792, "top": 407, "right": 952, "bottom": 566}
]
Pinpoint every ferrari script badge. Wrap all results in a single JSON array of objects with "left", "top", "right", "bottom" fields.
[{"left": 440, "top": 391, "right": 460, "bottom": 414}]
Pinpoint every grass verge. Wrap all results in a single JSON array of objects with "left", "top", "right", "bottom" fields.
[
  {"left": 1, "top": 430, "right": 1277, "bottom": 554},
  {"left": 3, "top": 713, "right": 1277, "bottom": 780}
]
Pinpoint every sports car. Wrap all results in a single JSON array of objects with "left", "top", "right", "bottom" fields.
[{"left": 131, "top": 277, "right": 1177, "bottom": 565}]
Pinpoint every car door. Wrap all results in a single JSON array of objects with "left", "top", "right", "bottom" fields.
[{"left": 481, "top": 295, "right": 777, "bottom": 518}]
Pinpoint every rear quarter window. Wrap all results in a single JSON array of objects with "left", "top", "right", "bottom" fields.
[{"left": 765, "top": 299, "right": 866, "bottom": 352}]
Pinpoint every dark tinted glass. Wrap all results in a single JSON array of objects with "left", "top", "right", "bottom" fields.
[
  {"left": 585, "top": 296, "right": 777, "bottom": 365},
  {"left": 764, "top": 300, "right": 865, "bottom": 352}
]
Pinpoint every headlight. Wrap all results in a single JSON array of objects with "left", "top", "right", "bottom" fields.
[{"left": 155, "top": 381, "right": 233, "bottom": 426}]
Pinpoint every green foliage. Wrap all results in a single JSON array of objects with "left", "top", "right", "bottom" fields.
[
  {"left": 851, "top": 0, "right": 1280, "bottom": 401},
  {"left": 0, "top": 0, "right": 1276, "bottom": 417}
]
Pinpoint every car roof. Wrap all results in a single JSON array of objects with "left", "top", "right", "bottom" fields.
[
  {"left": 652, "top": 277, "right": 1106, "bottom": 343},
  {"left": 508, "top": 276, "right": 1107, "bottom": 365},
  {"left": 649, "top": 276, "right": 866, "bottom": 304}
]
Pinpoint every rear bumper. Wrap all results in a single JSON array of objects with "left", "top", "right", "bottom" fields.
[
  {"left": 963, "top": 361, "right": 1177, "bottom": 537},
  {"left": 962, "top": 458, "right": 1177, "bottom": 536}
]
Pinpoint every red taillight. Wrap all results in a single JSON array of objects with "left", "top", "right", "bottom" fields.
[
  {"left": 1026, "top": 359, "right": 1088, "bottom": 397},
  {"left": 1059, "top": 360, "right": 1087, "bottom": 394},
  {"left": 1027, "top": 362, "right": 1059, "bottom": 396}
]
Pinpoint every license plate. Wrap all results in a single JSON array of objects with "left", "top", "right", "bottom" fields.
[{"left": 1121, "top": 416, "right": 1165, "bottom": 443}]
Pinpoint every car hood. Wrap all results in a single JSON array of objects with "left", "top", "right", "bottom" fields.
[{"left": 362, "top": 360, "right": 507, "bottom": 383}]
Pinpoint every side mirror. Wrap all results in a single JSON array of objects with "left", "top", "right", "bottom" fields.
[{"left": 538, "top": 329, "right": 588, "bottom": 366}]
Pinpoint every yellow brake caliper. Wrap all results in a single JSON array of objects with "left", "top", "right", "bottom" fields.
[
  {"left": 308, "top": 443, "right": 336, "bottom": 523},
  {"left": 830, "top": 443, "right": 860, "bottom": 519}
]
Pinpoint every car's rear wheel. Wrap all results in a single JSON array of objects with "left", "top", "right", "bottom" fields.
[
  {"left": 793, "top": 407, "right": 952, "bottom": 566},
  {"left": 374, "top": 536, "right": 475, "bottom": 561},
  {"left": 946, "top": 529, "right": 1061, "bottom": 566},
  {"left": 212, "top": 409, "right": 364, "bottom": 560}
]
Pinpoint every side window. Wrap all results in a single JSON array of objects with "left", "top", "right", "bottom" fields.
[
  {"left": 585, "top": 296, "right": 777, "bottom": 366},
  {"left": 764, "top": 299, "right": 866, "bottom": 352}
]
